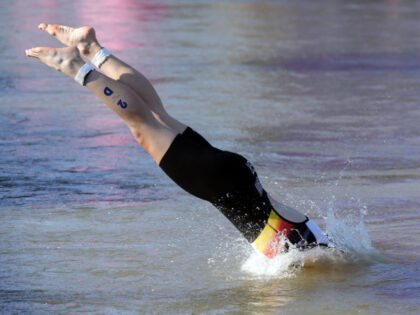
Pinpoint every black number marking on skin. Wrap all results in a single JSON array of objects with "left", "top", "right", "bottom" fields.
[
  {"left": 104, "top": 86, "right": 128, "bottom": 109},
  {"left": 117, "top": 99, "right": 128, "bottom": 109},
  {"left": 104, "top": 86, "right": 114, "bottom": 96}
]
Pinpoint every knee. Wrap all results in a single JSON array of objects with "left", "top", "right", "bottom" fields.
[
  {"left": 152, "top": 109, "right": 168, "bottom": 122},
  {"left": 129, "top": 125, "right": 148, "bottom": 147}
]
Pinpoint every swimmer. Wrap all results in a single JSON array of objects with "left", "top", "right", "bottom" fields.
[{"left": 26, "top": 24, "right": 332, "bottom": 258}]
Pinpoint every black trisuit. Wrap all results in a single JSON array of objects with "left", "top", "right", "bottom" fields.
[{"left": 159, "top": 127, "right": 330, "bottom": 257}]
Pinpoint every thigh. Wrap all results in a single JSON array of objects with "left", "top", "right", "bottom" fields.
[
  {"left": 159, "top": 130, "right": 229, "bottom": 201},
  {"left": 159, "top": 130, "right": 272, "bottom": 240}
]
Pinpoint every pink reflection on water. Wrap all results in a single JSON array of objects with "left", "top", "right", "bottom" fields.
[
  {"left": 39, "top": 0, "right": 60, "bottom": 8},
  {"left": 75, "top": 0, "right": 168, "bottom": 51},
  {"left": 76, "top": 116, "right": 134, "bottom": 148},
  {"left": 13, "top": 0, "right": 168, "bottom": 53},
  {"left": 82, "top": 134, "right": 134, "bottom": 148},
  {"left": 97, "top": 165, "right": 116, "bottom": 170},
  {"left": 11, "top": 0, "right": 166, "bottom": 209},
  {"left": 70, "top": 168, "right": 88, "bottom": 172},
  {"left": 81, "top": 116, "right": 125, "bottom": 130},
  {"left": 17, "top": 78, "right": 59, "bottom": 92}
]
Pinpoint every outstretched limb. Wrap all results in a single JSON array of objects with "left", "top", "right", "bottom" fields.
[
  {"left": 25, "top": 46, "right": 177, "bottom": 164},
  {"left": 38, "top": 23, "right": 187, "bottom": 133}
]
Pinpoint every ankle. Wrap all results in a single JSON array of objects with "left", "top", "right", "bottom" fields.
[
  {"left": 80, "top": 41, "right": 102, "bottom": 60},
  {"left": 65, "top": 57, "right": 86, "bottom": 79}
]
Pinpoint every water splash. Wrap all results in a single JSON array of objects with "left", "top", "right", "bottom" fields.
[
  {"left": 240, "top": 207, "right": 376, "bottom": 278},
  {"left": 324, "top": 159, "right": 380, "bottom": 260},
  {"left": 324, "top": 195, "right": 382, "bottom": 262},
  {"left": 241, "top": 248, "right": 303, "bottom": 278},
  {"left": 240, "top": 159, "right": 381, "bottom": 278},
  {"left": 240, "top": 236, "right": 346, "bottom": 278}
]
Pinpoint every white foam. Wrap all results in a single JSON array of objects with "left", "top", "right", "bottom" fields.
[
  {"left": 241, "top": 246, "right": 303, "bottom": 278},
  {"left": 240, "top": 195, "right": 380, "bottom": 278}
]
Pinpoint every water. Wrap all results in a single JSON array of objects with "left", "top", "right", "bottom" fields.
[{"left": 1, "top": 0, "right": 420, "bottom": 313}]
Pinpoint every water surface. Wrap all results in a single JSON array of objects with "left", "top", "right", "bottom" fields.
[{"left": 1, "top": 0, "right": 419, "bottom": 314}]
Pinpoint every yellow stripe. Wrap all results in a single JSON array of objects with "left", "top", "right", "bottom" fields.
[
  {"left": 252, "top": 223, "right": 277, "bottom": 253},
  {"left": 252, "top": 210, "right": 280, "bottom": 254},
  {"left": 267, "top": 209, "right": 281, "bottom": 229}
]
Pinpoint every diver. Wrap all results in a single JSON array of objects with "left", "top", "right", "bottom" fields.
[{"left": 26, "top": 24, "right": 331, "bottom": 258}]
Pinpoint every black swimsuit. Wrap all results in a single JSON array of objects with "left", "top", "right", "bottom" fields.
[{"left": 159, "top": 127, "right": 329, "bottom": 255}]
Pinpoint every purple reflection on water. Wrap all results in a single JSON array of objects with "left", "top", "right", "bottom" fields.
[{"left": 76, "top": 0, "right": 168, "bottom": 51}]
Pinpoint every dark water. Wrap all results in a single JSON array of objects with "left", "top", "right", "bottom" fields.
[{"left": 1, "top": 0, "right": 420, "bottom": 314}]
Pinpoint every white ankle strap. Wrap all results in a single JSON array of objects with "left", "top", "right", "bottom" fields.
[
  {"left": 74, "top": 63, "right": 95, "bottom": 86},
  {"left": 91, "top": 47, "right": 111, "bottom": 68}
]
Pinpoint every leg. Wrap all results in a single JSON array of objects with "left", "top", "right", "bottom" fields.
[
  {"left": 25, "top": 46, "right": 176, "bottom": 164},
  {"left": 38, "top": 23, "right": 187, "bottom": 133}
]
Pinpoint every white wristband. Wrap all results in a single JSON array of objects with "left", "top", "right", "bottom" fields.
[
  {"left": 74, "top": 63, "right": 95, "bottom": 86},
  {"left": 91, "top": 47, "right": 111, "bottom": 68}
]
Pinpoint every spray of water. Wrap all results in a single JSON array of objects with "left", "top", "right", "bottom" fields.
[
  {"left": 240, "top": 159, "right": 381, "bottom": 278},
  {"left": 324, "top": 159, "right": 380, "bottom": 260}
]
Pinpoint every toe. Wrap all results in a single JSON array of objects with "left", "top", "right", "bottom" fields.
[
  {"left": 57, "top": 25, "right": 74, "bottom": 33},
  {"left": 25, "top": 47, "right": 40, "bottom": 58},
  {"left": 44, "top": 24, "right": 58, "bottom": 36},
  {"left": 38, "top": 23, "right": 47, "bottom": 30}
]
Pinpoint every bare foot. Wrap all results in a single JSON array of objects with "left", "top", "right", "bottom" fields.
[
  {"left": 25, "top": 46, "right": 85, "bottom": 79},
  {"left": 38, "top": 23, "right": 102, "bottom": 60}
]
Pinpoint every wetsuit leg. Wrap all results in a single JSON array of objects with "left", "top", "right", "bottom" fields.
[
  {"left": 159, "top": 127, "right": 272, "bottom": 241},
  {"left": 159, "top": 127, "right": 331, "bottom": 256}
]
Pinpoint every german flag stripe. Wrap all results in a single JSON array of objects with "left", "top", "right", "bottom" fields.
[{"left": 252, "top": 210, "right": 296, "bottom": 258}]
